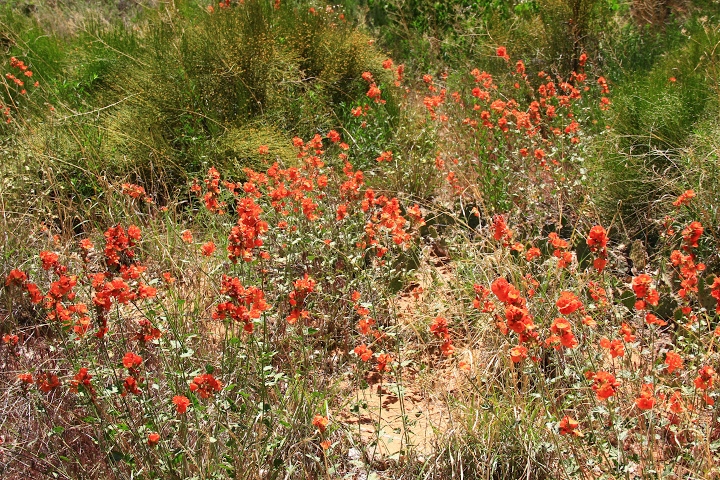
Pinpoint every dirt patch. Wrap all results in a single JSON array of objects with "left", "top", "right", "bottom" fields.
[
  {"left": 339, "top": 380, "right": 450, "bottom": 460},
  {"left": 339, "top": 248, "right": 462, "bottom": 461}
]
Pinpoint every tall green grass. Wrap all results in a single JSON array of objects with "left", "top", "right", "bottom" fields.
[
  {"left": 0, "top": 0, "right": 391, "bottom": 215},
  {"left": 594, "top": 19, "right": 720, "bottom": 239}
]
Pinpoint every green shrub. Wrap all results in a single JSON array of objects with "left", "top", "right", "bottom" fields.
[
  {"left": 593, "top": 20, "right": 720, "bottom": 236},
  {"left": 1, "top": 0, "right": 391, "bottom": 208}
]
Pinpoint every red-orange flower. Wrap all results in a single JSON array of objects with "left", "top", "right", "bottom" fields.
[
  {"left": 312, "top": 415, "right": 329, "bottom": 433},
  {"left": 599, "top": 337, "right": 624, "bottom": 358},
  {"left": 694, "top": 365, "right": 715, "bottom": 390},
  {"left": 673, "top": 189, "right": 695, "bottom": 207},
  {"left": 287, "top": 273, "right": 316, "bottom": 324},
  {"left": 586, "top": 225, "right": 608, "bottom": 249},
  {"left": 123, "top": 376, "right": 141, "bottom": 396},
  {"left": 36, "top": 372, "right": 60, "bottom": 393},
  {"left": 201, "top": 241, "right": 216, "bottom": 256},
  {"left": 376, "top": 353, "right": 392, "bottom": 372},
  {"left": 5, "top": 269, "right": 27, "bottom": 286},
  {"left": 525, "top": 247, "right": 541, "bottom": 261},
  {"left": 123, "top": 351, "right": 143, "bottom": 370},
  {"left": 430, "top": 316, "right": 450, "bottom": 339},
  {"left": 189, "top": 373, "right": 223, "bottom": 399},
  {"left": 491, "top": 278, "right": 524, "bottom": 307},
  {"left": 40, "top": 251, "right": 60, "bottom": 271},
  {"left": 665, "top": 351, "right": 683, "bottom": 374},
  {"left": 668, "top": 390, "right": 684, "bottom": 414},
  {"left": 354, "top": 344, "right": 373, "bottom": 362},
  {"left": 509, "top": 345, "right": 528, "bottom": 363},
  {"left": 619, "top": 322, "right": 636, "bottom": 343},
  {"left": 645, "top": 313, "right": 667, "bottom": 326},
  {"left": 711, "top": 276, "right": 720, "bottom": 314},
  {"left": 496, "top": 46, "right": 509, "bottom": 60},
  {"left": 559, "top": 416, "right": 582, "bottom": 436},
  {"left": 589, "top": 371, "right": 620, "bottom": 400},
  {"left": 148, "top": 432, "right": 160, "bottom": 447},
  {"left": 492, "top": 215, "right": 513, "bottom": 245},
  {"left": 550, "top": 318, "right": 578, "bottom": 349},
  {"left": 556, "top": 291, "right": 582, "bottom": 315},
  {"left": 635, "top": 383, "right": 655, "bottom": 411},
  {"left": 173, "top": 395, "right": 190, "bottom": 414},
  {"left": 70, "top": 367, "right": 95, "bottom": 396},
  {"left": 681, "top": 221, "right": 703, "bottom": 249}
]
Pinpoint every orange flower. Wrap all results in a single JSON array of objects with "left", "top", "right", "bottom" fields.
[
  {"left": 582, "top": 315, "right": 597, "bottom": 327},
  {"left": 509, "top": 345, "right": 528, "bottom": 363},
  {"left": 550, "top": 317, "right": 578, "bottom": 349},
  {"left": 258, "top": 145, "right": 269, "bottom": 155},
  {"left": 712, "top": 277, "right": 720, "bottom": 313},
  {"left": 556, "top": 291, "right": 582, "bottom": 315},
  {"left": 201, "top": 241, "right": 216, "bottom": 256},
  {"left": 586, "top": 225, "right": 608, "bottom": 272},
  {"left": 40, "top": 251, "right": 60, "bottom": 271},
  {"left": 586, "top": 225, "right": 608, "bottom": 249},
  {"left": 599, "top": 337, "right": 624, "bottom": 358},
  {"left": 440, "top": 340, "right": 454, "bottom": 357},
  {"left": 70, "top": 367, "right": 95, "bottom": 396},
  {"left": 694, "top": 365, "right": 715, "bottom": 390},
  {"left": 36, "top": 372, "right": 60, "bottom": 393},
  {"left": 147, "top": 432, "right": 160, "bottom": 447},
  {"left": 491, "top": 278, "right": 523, "bottom": 306},
  {"left": 645, "top": 313, "right": 667, "bottom": 326},
  {"left": 496, "top": 46, "right": 509, "bottom": 60},
  {"left": 559, "top": 416, "right": 582, "bottom": 436},
  {"left": 354, "top": 344, "right": 373, "bottom": 362},
  {"left": 631, "top": 274, "right": 653, "bottom": 301},
  {"left": 123, "top": 376, "right": 141, "bottom": 396},
  {"left": 376, "top": 353, "right": 392, "bottom": 372},
  {"left": 5, "top": 269, "right": 27, "bottom": 286},
  {"left": 673, "top": 189, "right": 695, "bottom": 207},
  {"left": 312, "top": 415, "right": 329, "bottom": 433},
  {"left": 137, "top": 283, "right": 157, "bottom": 299},
  {"left": 121, "top": 183, "right": 147, "bottom": 199},
  {"left": 287, "top": 273, "right": 316, "bottom": 324},
  {"left": 681, "top": 221, "right": 703, "bottom": 249},
  {"left": 123, "top": 351, "right": 143, "bottom": 370},
  {"left": 181, "top": 230, "right": 193, "bottom": 244},
  {"left": 589, "top": 371, "right": 620, "bottom": 400},
  {"left": 430, "top": 316, "right": 450, "bottom": 339},
  {"left": 492, "top": 215, "right": 513, "bottom": 245},
  {"left": 668, "top": 390, "right": 684, "bottom": 414},
  {"left": 592, "top": 258, "right": 607, "bottom": 272},
  {"left": 327, "top": 130, "right": 341, "bottom": 143},
  {"left": 665, "top": 351, "right": 683, "bottom": 374},
  {"left": 635, "top": 383, "right": 655, "bottom": 411},
  {"left": 189, "top": 373, "right": 223, "bottom": 399},
  {"left": 525, "top": 247, "right": 541, "bottom": 261},
  {"left": 619, "top": 322, "right": 636, "bottom": 342},
  {"left": 128, "top": 225, "right": 142, "bottom": 240},
  {"left": 376, "top": 150, "right": 393, "bottom": 163},
  {"left": 173, "top": 395, "right": 190, "bottom": 414}
]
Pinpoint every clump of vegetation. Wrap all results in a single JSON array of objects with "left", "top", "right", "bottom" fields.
[
  {"left": 1, "top": 0, "right": 720, "bottom": 479},
  {"left": 0, "top": 0, "right": 391, "bottom": 213}
]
